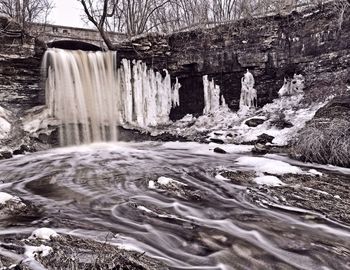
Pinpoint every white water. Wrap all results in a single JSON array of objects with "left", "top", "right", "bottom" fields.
[{"left": 43, "top": 49, "right": 181, "bottom": 146}]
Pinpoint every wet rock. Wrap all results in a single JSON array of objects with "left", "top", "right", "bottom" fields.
[
  {"left": 245, "top": 118, "right": 265, "bottom": 127},
  {"left": 0, "top": 150, "right": 12, "bottom": 159},
  {"left": 13, "top": 144, "right": 32, "bottom": 155},
  {"left": 257, "top": 133, "right": 274, "bottom": 144},
  {"left": 252, "top": 143, "right": 268, "bottom": 155},
  {"left": 209, "top": 138, "right": 225, "bottom": 144},
  {"left": 214, "top": 147, "right": 227, "bottom": 154},
  {"left": 270, "top": 119, "right": 293, "bottom": 129}
]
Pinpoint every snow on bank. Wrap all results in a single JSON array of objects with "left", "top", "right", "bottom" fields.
[
  {"left": 149, "top": 94, "right": 325, "bottom": 147},
  {"left": 162, "top": 141, "right": 253, "bottom": 154},
  {"left": 29, "top": 228, "right": 59, "bottom": 240},
  {"left": 236, "top": 156, "right": 303, "bottom": 175}
]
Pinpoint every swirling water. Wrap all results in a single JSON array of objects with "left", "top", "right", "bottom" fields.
[{"left": 0, "top": 142, "right": 349, "bottom": 269}]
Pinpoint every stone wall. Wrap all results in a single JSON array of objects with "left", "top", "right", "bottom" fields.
[{"left": 117, "top": 3, "right": 350, "bottom": 120}]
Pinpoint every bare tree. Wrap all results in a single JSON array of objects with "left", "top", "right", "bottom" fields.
[
  {"left": 0, "top": 0, "right": 54, "bottom": 28},
  {"left": 79, "top": 0, "right": 172, "bottom": 49}
]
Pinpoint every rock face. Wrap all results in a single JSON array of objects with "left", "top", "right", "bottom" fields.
[
  {"left": 0, "top": 4, "right": 349, "bottom": 124},
  {"left": 0, "top": 16, "right": 44, "bottom": 112},
  {"left": 117, "top": 3, "right": 350, "bottom": 120},
  {"left": 291, "top": 95, "right": 350, "bottom": 167}
]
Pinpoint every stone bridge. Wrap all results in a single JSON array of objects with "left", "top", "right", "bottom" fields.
[{"left": 31, "top": 23, "right": 127, "bottom": 50}]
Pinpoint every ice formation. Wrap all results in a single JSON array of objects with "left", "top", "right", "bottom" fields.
[
  {"left": 203, "top": 75, "right": 226, "bottom": 114},
  {"left": 239, "top": 70, "right": 257, "bottom": 109},
  {"left": 120, "top": 59, "right": 181, "bottom": 127},
  {"left": 0, "top": 106, "right": 11, "bottom": 140},
  {"left": 43, "top": 49, "right": 181, "bottom": 146},
  {"left": 278, "top": 74, "right": 305, "bottom": 97}
]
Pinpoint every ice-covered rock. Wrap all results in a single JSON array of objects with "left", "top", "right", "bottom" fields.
[
  {"left": 0, "top": 192, "right": 20, "bottom": 204},
  {"left": 254, "top": 175, "right": 285, "bottom": 186},
  {"left": 278, "top": 74, "right": 305, "bottom": 97},
  {"left": 29, "top": 228, "right": 58, "bottom": 240},
  {"left": 157, "top": 176, "right": 174, "bottom": 185}
]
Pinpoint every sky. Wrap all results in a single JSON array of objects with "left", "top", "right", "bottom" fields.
[{"left": 51, "top": 0, "right": 87, "bottom": 28}]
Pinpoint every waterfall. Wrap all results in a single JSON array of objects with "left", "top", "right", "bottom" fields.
[
  {"left": 43, "top": 48, "right": 180, "bottom": 146},
  {"left": 202, "top": 75, "right": 226, "bottom": 114}
]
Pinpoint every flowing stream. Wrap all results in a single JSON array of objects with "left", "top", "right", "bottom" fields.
[{"left": 0, "top": 142, "right": 349, "bottom": 269}]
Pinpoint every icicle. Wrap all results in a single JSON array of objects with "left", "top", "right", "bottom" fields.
[
  {"left": 239, "top": 69, "right": 257, "bottom": 109},
  {"left": 172, "top": 77, "right": 181, "bottom": 107},
  {"left": 203, "top": 75, "right": 222, "bottom": 114}
]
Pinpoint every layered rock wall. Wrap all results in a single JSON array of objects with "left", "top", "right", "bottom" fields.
[
  {"left": 117, "top": 3, "right": 350, "bottom": 119},
  {"left": 0, "top": 17, "right": 43, "bottom": 112},
  {"left": 0, "top": 4, "right": 349, "bottom": 119}
]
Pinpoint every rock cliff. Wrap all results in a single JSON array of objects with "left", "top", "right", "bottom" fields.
[{"left": 117, "top": 3, "right": 350, "bottom": 120}]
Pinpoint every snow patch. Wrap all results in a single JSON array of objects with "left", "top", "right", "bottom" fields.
[
  {"left": 148, "top": 180, "right": 156, "bottom": 189},
  {"left": 308, "top": 169, "right": 323, "bottom": 177},
  {"left": 236, "top": 156, "right": 303, "bottom": 175},
  {"left": 24, "top": 244, "right": 53, "bottom": 258},
  {"left": 254, "top": 175, "right": 285, "bottom": 187},
  {"left": 215, "top": 174, "right": 230, "bottom": 181},
  {"left": 0, "top": 192, "right": 21, "bottom": 204},
  {"left": 209, "top": 143, "right": 253, "bottom": 153},
  {"left": 157, "top": 176, "right": 174, "bottom": 185},
  {"left": 29, "top": 228, "right": 58, "bottom": 240}
]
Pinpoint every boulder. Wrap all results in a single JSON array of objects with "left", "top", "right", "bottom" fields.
[
  {"left": 245, "top": 118, "right": 265, "bottom": 127},
  {"left": 210, "top": 138, "right": 225, "bottom": 144},
  {"left": 214, "top": 147, "right": 227, "bottom": 154},
  {"left": 252, "top": 143, "right": 268, "bottom": 155},
  {"left": 270, "top": 119, "right": 293, "bottom": 129},
  {"left": 257, "top": 133, "right": 274, "bottom": 144},
  {"left": 0, "top": 150, "right": 12, "bottom": 159}
]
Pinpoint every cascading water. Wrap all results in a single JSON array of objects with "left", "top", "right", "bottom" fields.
[
  {"left": 43, "top": 49, "right": 120, "bottom": 146},
  {"left": 43, "top": 48, "right": 181, "bottom": 146}
]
